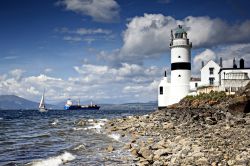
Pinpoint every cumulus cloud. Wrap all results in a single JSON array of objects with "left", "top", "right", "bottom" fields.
[
  {"left": 56, "top": 27, "right": 112, "bottom": 35},
  {"left": 0, "top": 64, "right": 162, "bottom": 103},
  {"left": 44, "top": 68, "right": 53, "bottom": 73},
  {"left": 63, "top": 36, "right": 82, "bottom": 42},
  {"left": 99, "top": 14, "right": 250, "bottom": 65},
  {"left": 9, "top": 69, "right": 25, "bottom": 81},
  {"left": 56, "top": 0, "right": 120, "bottom": 22},
  {"left": 72, "top": 63, "right": 162, "bottom": 84},
  {"left": 216, "top": 43, "right": 250, "bottom": 68},
  {"left": 57, "top": 27, "right": 114, "bottom": 44},
  {"left": 193, "top": 49, "right": 216, "bottom": 73},
  {"left": 192, "top": 43, "right": 250, "bottom": 74}
]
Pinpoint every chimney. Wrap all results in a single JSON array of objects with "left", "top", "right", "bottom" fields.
[
  {"left": 219, "top": 57, "right": 223, "bottom": 67},
  {"left": 201, "top": 61, "right": 204, "bottom": 68},
  {"left": 233, "top": 58, "right": 237, "bottom": 69},
  {"left": 240, "top": 58, "right": 245, "bottom": 69}
]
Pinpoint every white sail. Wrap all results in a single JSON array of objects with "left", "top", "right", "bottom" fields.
[
  {"left": 39, "top": 93, "right": 45, "bottom": 108},
  {"left": 39, "top": 90, "right": 47, "bottom": 112}
]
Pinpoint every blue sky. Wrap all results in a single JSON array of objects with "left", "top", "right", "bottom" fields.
[{"left": 0, "top": 0, "right": 250, "bottom": 104}]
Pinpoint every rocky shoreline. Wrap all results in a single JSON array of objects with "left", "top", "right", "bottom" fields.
[{"left": 104, "top": 85, "right": 250, "bottom": 165}]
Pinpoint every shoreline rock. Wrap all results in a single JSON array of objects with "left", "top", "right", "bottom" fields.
[
  {"left": 105, "top": 108, "right": 250, "bottom": 165},
  {"left": 104, "top": 85, "right": 250, "bottom": 165}
]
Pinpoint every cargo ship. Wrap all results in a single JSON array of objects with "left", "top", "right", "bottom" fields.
[{"left": 64, "top": 99, "right": 100, "bottom": 110}]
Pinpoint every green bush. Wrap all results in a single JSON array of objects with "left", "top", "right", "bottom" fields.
[{"left": 184, "top": 91, "right": 228, "bottom": 102}]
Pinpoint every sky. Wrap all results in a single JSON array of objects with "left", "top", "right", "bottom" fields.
[{"left": 0, "top": 0, "right": 250, "bottom": 104}]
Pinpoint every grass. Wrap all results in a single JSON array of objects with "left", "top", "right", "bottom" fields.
[{"left": 184, "top": 91, "right": 232, "bottom": 102}]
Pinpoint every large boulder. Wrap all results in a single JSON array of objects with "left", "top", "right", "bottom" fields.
[{"left": 228, "top": 81, "right": 250, "bottom": 113}]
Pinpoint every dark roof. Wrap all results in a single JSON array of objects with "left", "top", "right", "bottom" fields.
[
  {"left": 218, "top": 68, "right": 250, "bottom": 73},
  {"left": 190, "top": 77, "right": 201, "bottom": 81}
]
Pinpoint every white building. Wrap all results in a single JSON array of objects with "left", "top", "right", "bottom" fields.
[
  {"left": 219, "top": 59, "right": 250, "bottom": 94},
  {"left": 200, "top": 60, "right": 221, "bottom": 86},
  {"left": 158, "top": 71, "right": 170, "bottom": 107},
  {"left": 158, "top": 25, "right": 192, "bottom": 108},
  {"left": 190, "top": 77, "right": 201, "bottom": 92},
  {"left": 199, "top": 58, "right": 250, "bottom": 94}
]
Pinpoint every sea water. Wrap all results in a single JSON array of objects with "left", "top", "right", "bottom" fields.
[{"left": 0, "top": 109, "right": 154, "bottom": 166}]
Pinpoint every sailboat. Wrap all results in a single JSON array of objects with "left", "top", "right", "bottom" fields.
[{"left": 39, "top": 90, "right": 48, "bottom": 112}]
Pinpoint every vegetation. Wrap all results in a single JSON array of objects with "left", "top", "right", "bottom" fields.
[{"left": 184, "top": 91, "right": 233, "bottom": 102}]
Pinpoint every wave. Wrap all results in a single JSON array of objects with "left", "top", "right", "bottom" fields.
[
  {"left": 50, "top": 119, "right": 59, "bottom": 126},
  {"left": 72, "top": 127, "right": 85, "bottom": 131},
  {"left": 30, "top": 151, "right": 75, "bottom": 166},
  {"left": 84, "top": 119, "right": 108, "bottom": 133},
  {"left": 73, "top": 144, "right": 86, "bottom": 151},
  {"left": 108, "top": 133, "right": 121, "bottom": 142}
]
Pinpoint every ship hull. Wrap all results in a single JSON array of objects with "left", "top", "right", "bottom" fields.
[
  {"left": 64, "top": 105, "right": 100, "bottom": 110},
  {"left": 39, "top": 108, "right": 48, "bottom": 112}
]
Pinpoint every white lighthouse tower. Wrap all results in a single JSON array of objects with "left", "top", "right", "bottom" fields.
[{"left": 158, "top": 25, "right": 192, "bottom": 108}]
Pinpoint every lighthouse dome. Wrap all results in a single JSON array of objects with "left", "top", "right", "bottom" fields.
[{"left": 174, "top": 25, "right": 187, "bottom": 39}]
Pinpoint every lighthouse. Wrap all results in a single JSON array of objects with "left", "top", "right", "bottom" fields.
[{"left": 158, "top": 25, "right": 192, "bottom": 108}]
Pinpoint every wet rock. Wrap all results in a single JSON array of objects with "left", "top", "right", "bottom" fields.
[
  {"left": 205, "top": 117, "right": 217, "bottom": 125},
  {"left": 152, "top": 160, "right": 164, "bottom": 166},
  {"left": 103, "top": 85, "right": 250, "bottom": 165},
  {"left": 153, "top": 149, "right": 171, "bottom": 160},
  {"left": 123, "top": 143, "right": 132, "bottom": 150},
  {"left": 196, "top": 157, "right": 209, "bottom": 165},
  {"left": 138, "top": 160, "right": 149, "bottom": 166},
  {"left": 162, "top": 122, "right": 174, "bottom": 129},
  {"left": 234, "top": 119, "right": 246, "bottom": 125},
  {"left": 139, "top": 147, "right": 153, "bottom": 160},
  {"left": 228, "top": 96, "right": 249, "bottom": 114},
  {"left": 152, "top": 139, "right": 167, "bottom": 150},
  {"left": 192, "top": 152, "right": 205, "bottom": 157},
  {"left": 107, "top": 144, "right": 114, "bottom": 152},
  {"left": 118, "top": 125, "right": 130, "bottom": 131},
  {"left": 76, "top": 119, "right": 87, "bottom": 126},
  {"left": 227, "top": 160, "right": 236, "bottom": 165},
  {"left": 131, "top": 148, "right": 139, "bottom": 157}
]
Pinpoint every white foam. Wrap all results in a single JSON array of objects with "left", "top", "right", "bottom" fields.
[
  {"left": 51, "top": 119, "right": 59, "bottom": 126},
  {"left": 72, "top": 127, "right": 85, "bottom": 131},
  {"left": 31, "top": 152, "right": 75, "bottom": 166},
  {"left": 84, "top": 119, "right": 108, "bottom": 133},
  {"left": 108, "top": 133, "right": 121, "bottom": 141},
  {"left": 73, "top": 144, "right": 86, "bottom": 150}
]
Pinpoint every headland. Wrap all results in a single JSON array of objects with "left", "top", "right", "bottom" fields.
[{"left": 103, "top": 83, "right": 250, "bottom": 165}]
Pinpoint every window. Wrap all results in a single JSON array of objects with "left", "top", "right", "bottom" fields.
[
  {"left": 159, "top": 86, "right": 163, "bottom": 95},
  {"left": 209, "top": 77, "right": 214, "bottom": 85},
  {"left": 178, "top": 75, "right": 181, "bottom": 77},
  {"left": 178, "top": 56, "right": 181, "bottom": 58},
  {"left": 209, "top": 68, "right": 214, "bottom": 75},
  {"left": 195, "top": 83, "right": 198, "bottom": 87},
  {"left": 231, "top": 87, "right": 237, "bottom": 92}
]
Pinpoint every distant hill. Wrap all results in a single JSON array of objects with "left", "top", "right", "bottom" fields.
[
  {"left": 0, "top": 95, "right": 157, "bottom": 110},
  {"left": 0, "top": 95, "right": 55, "bottom": 110},
  {"left": 100, "top": 101, "right": 157, "bottom": 110}
]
